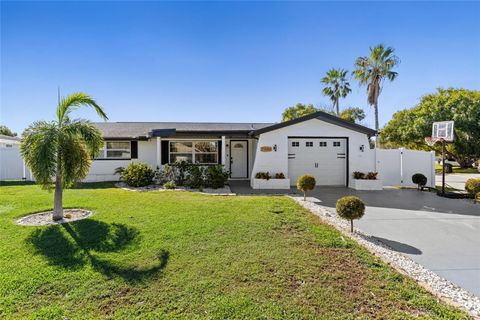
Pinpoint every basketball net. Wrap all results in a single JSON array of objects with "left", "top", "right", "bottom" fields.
[{"left": 425, "top": 137, "right": 444, "bottom": 147}]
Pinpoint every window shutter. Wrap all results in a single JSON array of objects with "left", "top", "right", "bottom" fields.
[
  {"left": 217, "top": 140, "right": 222, "bottom": 164},
  {"left": 161, "top": 140, "right": 169, "bottom": 164},
  {"left": 131, "top": 141, "right": 138, "bottom": 159}
]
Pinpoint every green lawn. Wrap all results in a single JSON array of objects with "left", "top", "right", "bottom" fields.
[
  {"left": 435, "top": 163, "right": 479, "bottom": 174},
  {"left": 0, "top": 182, "right": 469, "bottom": 319}
]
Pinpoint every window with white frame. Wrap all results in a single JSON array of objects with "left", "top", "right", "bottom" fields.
[
  {"left": 97, "top": 141, "right": 131, "bottom": 159},
  {"left": 169, "top": 141, "right": 218, "bottom": 164}
]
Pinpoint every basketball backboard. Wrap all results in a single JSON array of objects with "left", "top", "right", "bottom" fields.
[{"left": 432, "top": 121, "right": 454, "bottom": 141}]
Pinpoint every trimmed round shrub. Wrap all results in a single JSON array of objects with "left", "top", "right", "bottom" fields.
[
  {"left": 412, "top": 173, "right": 427, "bottom": 189},
  {"left": 297, "top": 175, "right": 316, "bottom": 200},
  {"left": 465, "top": 178, "right": 480, "bottom": 196},
  {"left": 336, "top": 196, "right": 365, "bottom": 232},
  {"left": 121, "top": 162, "right": 154, "bottom": 187}
]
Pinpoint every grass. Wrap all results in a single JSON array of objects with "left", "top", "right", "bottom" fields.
[
  {"left": 0, "top": 183, "right": 470, "bottom": 319},
  {"left": 435, "top": 164, "right": 479, "bottom": 174}
]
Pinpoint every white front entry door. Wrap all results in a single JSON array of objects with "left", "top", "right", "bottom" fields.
[
  {"left": 230, "top": 141, "right": 248, "bottom": 178},
  {"left": 288, "top": 138, "right": 347, "bottom": 186}
]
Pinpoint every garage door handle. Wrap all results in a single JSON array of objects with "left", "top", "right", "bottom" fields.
[{"left": 314, "top": 162, "right": 318, "bottom": 168}]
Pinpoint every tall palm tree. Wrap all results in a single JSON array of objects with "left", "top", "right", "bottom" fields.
[
  {"left": 20, "top": 93, "right": 108, "bottom": 220},
  {"left": 321, "top": 68, "right": 351, "bottom": 116},
  {"left": 353, "top": 44, "right": 400, "bottom": 131}
]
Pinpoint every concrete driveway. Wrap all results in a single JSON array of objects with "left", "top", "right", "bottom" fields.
[
  {"left": 436, "top": 173, "right": 480, "bottom": 191},
  {"left": 229, "top": 181, "right": 480, "bottom": 297}
]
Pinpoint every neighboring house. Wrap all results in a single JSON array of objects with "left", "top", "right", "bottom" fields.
[
  {"left": 0, "top": 135, "right": 20, "bottom": 148},
  {"left": 89, "top": 111, "right": 377, "bottom": 188}
]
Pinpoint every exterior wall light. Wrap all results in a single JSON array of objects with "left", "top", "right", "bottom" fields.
[
  {"left": 273, "top": 144, "right": 277, "bottom": 152},
  {"left": 359, "top": 145, "right": 365, "bottom": 152}
]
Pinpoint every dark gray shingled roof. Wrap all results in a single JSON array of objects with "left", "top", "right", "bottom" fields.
[{"left": 93, "top": 122, "right": 274, "bottom": 138}]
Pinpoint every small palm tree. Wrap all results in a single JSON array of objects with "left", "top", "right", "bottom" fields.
[
  {"left": 321, "top": 68, "right": 351, "bottom": 116},
  {"left": 353, "top": 44, "right": 400, "bottom": 131},
  {"left": 20, "top": 93, "right": 108, "bottom": 220}
]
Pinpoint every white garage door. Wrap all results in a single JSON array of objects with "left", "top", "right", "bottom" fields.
[{"left": 288, "top": 138, "right": 347, "bottom": 186}]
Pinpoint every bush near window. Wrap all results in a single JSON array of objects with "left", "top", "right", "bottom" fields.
[
  {"left": 186, "top": 165, "right": 205, "bottom": 189},
  {"left": 121, "top": 162, "right": 155, "bottom": 187},
  {"left": 465, "top": 178, "right": 480, "bottom": 196},
  {"left": 163, "top": 180, "right": 176, "bottom": 189},
  {"left": 412, "top": 173, "right": 427, "bottom": 189},
  {"left": 336, "top": 196, "right": 365, "bottom": 232},
  {"left": 172, "top": 160, "right": 190, "bottom": 186},
  {"left": 297, "top": 175, "right": 316, "bottom": 201},
  {"left": 205, "top": 165, "right": 229, "bottom": 189}
]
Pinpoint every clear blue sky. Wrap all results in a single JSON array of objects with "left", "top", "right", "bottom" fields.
[{"left": 1, "top": 1, "right": 479, "bottom": 135}]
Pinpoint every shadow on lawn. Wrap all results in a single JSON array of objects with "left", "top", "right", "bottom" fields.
[{"left": 26, "top": 219, "right": 169, "bottom": 282}]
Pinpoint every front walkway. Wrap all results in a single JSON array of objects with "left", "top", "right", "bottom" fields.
[{"left": 230, "top": 180, "right": 480, "bottom": 298}]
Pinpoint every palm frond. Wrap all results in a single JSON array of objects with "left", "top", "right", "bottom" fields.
[
  {"left": 62, "top": 119, "right": 104, "bottom": 158},
  {"left": 57, "top": 93, "right": 108, "bottom": 124},
  {"left": 59, "top": 134, "right": 92, "bottom": 187},
  {"left": 20, "top": 121, "right": 58, "bottom": 189}
]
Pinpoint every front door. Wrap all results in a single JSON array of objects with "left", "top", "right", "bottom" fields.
[{"left": 230, "top": 140, "right": 248, "bottom": 178}]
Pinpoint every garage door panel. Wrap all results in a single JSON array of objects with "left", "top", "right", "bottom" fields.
[{"left": 288, "top": 138, "right": 346, "bottom": 186}]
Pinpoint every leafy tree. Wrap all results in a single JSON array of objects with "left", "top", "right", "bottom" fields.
[
  {"left": 282, "top": 103, "right": 319, "bottom": 122},
  {"left": 0, "top": 125, "right": 17, "bottom": 137},
  {"left": 381, "top": 88, "right": 480, "bottom": 168},
  {"left": 20, "top": 93, "right": 108, "bottom": 220},
  {"left": 339, "top": 107, "right": 365, "bottom": 123},
  {"left": 321, "top": 68, "right": 351, "bottom": 116},
  {"left": 353, "top": 44, "right": 400, "bottom": 131}
]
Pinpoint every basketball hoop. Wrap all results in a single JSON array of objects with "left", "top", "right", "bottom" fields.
[{"left": 424, "top": 137, "right": 444, "bottom": 147}]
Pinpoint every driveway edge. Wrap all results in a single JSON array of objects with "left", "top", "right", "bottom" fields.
[{"left": 289, "top": 196, "right": 480, "bottom": 317}]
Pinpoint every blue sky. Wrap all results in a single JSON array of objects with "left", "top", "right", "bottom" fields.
[{"left": 1, "top": 1, "right": 479, "bottom": 134}]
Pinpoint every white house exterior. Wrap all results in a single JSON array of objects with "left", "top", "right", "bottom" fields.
[{"left": 86, "top": 111, "right": 378, "bottom": 188}]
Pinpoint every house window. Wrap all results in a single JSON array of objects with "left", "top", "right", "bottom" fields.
[
  {"left": 306, "top": 141, "right": 313, "bottom": 147},
  {"left": 333, "top": 141, "right": 341, "bottom": 147},
  {"left": 97, "top": 141, "right": 131, "bottom": 159},
  {"left": 169, "top": 141, "right": 218, "bottom": 164},
  {"left": 319, "top": 141, "right": 327, "bottom": 147},
  {"left": 291, "top": 141, "right": 299, "bottom": 147}
]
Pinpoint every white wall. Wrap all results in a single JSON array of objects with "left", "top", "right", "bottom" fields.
[
  {"left": 376, "top": 148, "right": 436, "bottom": 188},
  {"left": 0, "top": 148, "right": 32, "bottom": 180},
  {"left": 251, "top": 118, "right": 375, "bottom": 187}
]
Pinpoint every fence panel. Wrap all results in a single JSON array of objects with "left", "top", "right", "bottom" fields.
[{"left": 0, "top": 148, "right": 31, "bottom": 180}]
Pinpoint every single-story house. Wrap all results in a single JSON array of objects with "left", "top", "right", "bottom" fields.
[
  {"left": 88, "top": 111, "right": 377, "bottom": 188},
  {"left": 0, "top": 135, "right": 20, "bottom": 148}
]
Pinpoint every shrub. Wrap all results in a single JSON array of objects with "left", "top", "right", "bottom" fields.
[
  {"left": 274, "top": 172, "right": 285, "bottom": 179},
  {"left": 114, "top": 167, "right": 125, "bottom": 181},
  {"left": 465, "top": 178, "right": 480, "bottom": 196},
  {"left": 412, "top": 173, "right": 427, "bottom": 189},
  {"left": 160, "top": 164, "right": 178, "bottom": 183},
  {"left": 205, "top": 165, "right": 229, "bottom": 189},
  {"left": 365, "top": 172, "right": 378, "bottom": 180},
  {"left": 353, "top": 171, "right": 365, "bottom": 180},
  {"left": 163, "top": 180, "right": 176, "bottom": 190},
  {"left": 121, "top": 162, "right": 155, "bottom": 187},
  {"left": 186, "top": 165, "right": 205, "bottom": 189},
  {"left": 336, "top": 196, "right": 365, "bottom": 232},
  {"left": 255, "top": 172, "right": 271, "bottom": 180},
  {"left": 172, "top": 160, "right": 190, "bottom": 186},
  {"left": 296, "top": 175, "right": 316, "bottom": 200}
]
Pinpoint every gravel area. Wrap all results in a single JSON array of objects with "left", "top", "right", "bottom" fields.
[
  {"left": 16, "top": 209, "right": 92, "bottom": 226},
  {"left": 290, "top": 196, "right": 480, "bottom": 317},
  {"left": 115, "top": 182, "right": 234, "bottom": 195}
]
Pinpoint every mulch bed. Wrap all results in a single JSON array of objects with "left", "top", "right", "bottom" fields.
[{"left": 16, "top": 209, "right": 92, "bottom": 226}]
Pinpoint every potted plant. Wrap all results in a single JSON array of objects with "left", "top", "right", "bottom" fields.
[
  {"left": 251, "top": 171, "right": 290, "bottom": 189},
  {"left": 351, "top": 171, "right": 383, "bottom": 190}
]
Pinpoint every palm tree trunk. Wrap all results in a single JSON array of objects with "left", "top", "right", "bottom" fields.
[
  {"left": 374, "top": 99, "right": 379, "bottom": 132},
  {"left": 53, "top": 161, "right": 63, "bottom": 221},
  {"left": 336, "top": 99, "right": 340, "bottom": 116}
]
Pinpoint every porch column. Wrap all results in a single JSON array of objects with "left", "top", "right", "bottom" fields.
[
  {"left": 221, "top": 136, "right": 226, "bottom": 165},
  {"left": 156, "top": 137, "right": 161, "bottom": 168}
]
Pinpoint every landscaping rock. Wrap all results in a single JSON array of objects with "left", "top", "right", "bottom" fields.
[{"left": 16, "top": 209, "right": 92, "bottom": 226}]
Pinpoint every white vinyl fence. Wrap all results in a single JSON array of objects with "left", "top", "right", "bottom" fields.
[
  {"left": 376, "top": 148, "right": 436, "bottom": 188},
  {"left": 0, "top": 148, "right": 32, "bottom": 181}
]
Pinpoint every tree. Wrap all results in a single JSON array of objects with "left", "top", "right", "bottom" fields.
[
  {"left": 20, "top": 93, "right": 108, "bottom": 220},
  {"left": 339, "top": 107, "right": 365, "bottom": 123},
  {"left": 321, "top": 68, "right": 351, "bottom": 116},
  {"left": 381, "top": 88, "right": 480, "bottom": 168},
  {"left": 353, "top": 44, "right": 400, "bottom": 131},
  {"left": 336, "top": 196, "right": 365, "bottom": 233},
  {"left": 296, "top": 175, "right": 316, "bottom": 201},
  {"left": 282, "top": 103, "right": 319, "bottom": 122},
  {"left": 0, "top": 125, "right": 17, "bottom": 137}
]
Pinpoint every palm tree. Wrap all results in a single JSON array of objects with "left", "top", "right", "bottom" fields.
[
  {"left": 20, "top": 93, "right": 108, "bottom": 220},
  {"left": 321, "top": 68, "right": 351, "bottom": 116},
  {"left": 353, "top": 44, "right": 400, "bottom": 131}
]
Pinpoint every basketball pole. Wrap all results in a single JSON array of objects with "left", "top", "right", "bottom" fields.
[{"left": 442, "top": 139, "right": 446, "bottom": 195}]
